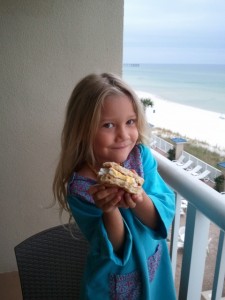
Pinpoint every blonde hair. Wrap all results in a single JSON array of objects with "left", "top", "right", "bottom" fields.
[{"left": 53, "top": 73, "right": 150, "bottom": 216}]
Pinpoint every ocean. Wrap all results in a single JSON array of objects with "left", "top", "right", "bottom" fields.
[{"left": 122, "top": 64, "right": 225, "bottom": 114}]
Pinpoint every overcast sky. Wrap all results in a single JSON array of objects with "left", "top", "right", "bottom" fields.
[{"left": 123, "top": 0, "right": 225, "bottom": 64}]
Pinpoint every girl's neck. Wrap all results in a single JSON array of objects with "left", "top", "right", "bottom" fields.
[
  {"left": 77, "top": 162, "right": 97, "bottom": 180},
  {"left": 87, "top": 163, "right": 99, "bottom": 176}
]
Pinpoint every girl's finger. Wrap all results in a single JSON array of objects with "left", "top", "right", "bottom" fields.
[
  {"left": 94, "top": 188, "right": 118, "bottom": 203},
  {"left": 131, "top": 192, "right": 143, "bottom": 203},
  {"left": 101, "top": 195, "right": 122, "bottom": 212},
  {"left": 95, "top": 192, "right": 115, "bottom": 206},
  {"left": 88, "top": 184, "right": 105, "bottom": 195},
  {"left": 124, "top": 193, "right": 136, "bottom": 208},
  {"left": 117, "top": 199, "right": 129, "bottom": 208}
]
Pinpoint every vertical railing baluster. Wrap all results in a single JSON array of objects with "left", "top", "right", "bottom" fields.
[
  {"left": 179, "top": 204, "right": 210, "bottom": 300},
  {"left": 211, "top": 230, "right": 225, "bottom": 300},
  {"left": 170, "top": 193, "right": 182, "bottom": 279}
]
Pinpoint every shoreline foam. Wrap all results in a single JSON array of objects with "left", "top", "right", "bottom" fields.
[{"left": 137, "top": 91, "right": 225, "bottom": 151}]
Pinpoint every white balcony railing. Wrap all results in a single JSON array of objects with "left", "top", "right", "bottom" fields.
[{"left": 153, "top": 150, "right": 225, "bottom": 300}]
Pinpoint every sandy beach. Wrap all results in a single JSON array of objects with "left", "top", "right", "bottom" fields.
[{"left": 137, "top": 91, "right": 225, "bottom": 152}]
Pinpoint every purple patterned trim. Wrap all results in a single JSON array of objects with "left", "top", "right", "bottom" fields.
[
  {"left": 68, "top": 173, "right": 96, "bottom": 204},
  {"left": 109, "top": 243, "right": 162, "bottom": 299},
  {"left": 148, "top": 243, "right": 162, "bottom": 282},
  {"left": 109, "top": 271, "right": 141, "bottom": 300}
]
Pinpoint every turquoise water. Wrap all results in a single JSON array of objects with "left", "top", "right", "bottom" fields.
[{"left": 122, "top": 64, "right": 225, "bottom": 114}]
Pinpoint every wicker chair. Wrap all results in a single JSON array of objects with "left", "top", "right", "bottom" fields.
[{"left": 14, "top": 224, "right": 89, "bottom": 300}]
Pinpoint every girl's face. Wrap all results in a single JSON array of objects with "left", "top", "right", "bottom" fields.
[{"left": 93, "top": 94, "right": 139, "bottom": 165}]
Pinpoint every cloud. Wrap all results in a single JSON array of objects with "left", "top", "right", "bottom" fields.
[{"left": 123, "top": 0, "right": 225, "bottom": 63}]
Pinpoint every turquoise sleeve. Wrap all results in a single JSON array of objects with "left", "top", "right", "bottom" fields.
[{"left": 139, "top": 144, "right": 175, "bottom": 238}]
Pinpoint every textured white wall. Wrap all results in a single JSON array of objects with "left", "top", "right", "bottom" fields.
[{"left": 0, "top": 0, "right": 123, "bottom": 272}]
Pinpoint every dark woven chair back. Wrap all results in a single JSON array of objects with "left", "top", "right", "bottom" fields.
[{"left": 14, "top": 224, "right": 89, "bottom": 300}]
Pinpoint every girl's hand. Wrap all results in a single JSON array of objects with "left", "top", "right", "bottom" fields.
[
  {"left": 121, "top": 190, "right": 144, "bottom": 208},
  {"left": 118, "top": 169, "right": 144, "bottom": 208},
  {"left": 88, "top": 185, "right": 125, "bottom": 213}
]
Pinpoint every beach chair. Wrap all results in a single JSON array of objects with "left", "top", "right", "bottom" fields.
[
  {"left": 179, "top": 226, "right": 185, "bottom": 242},
  {"left": 150, "top": 140, "right": 157, "bottom": 148},
  {"left": 181, "top": 199, "right": 188, "bottom": 210},
  {"left": 177, "top": 226, "right": 185, "bottom": 250},
  {"left": 173, "top": 154, "right": 185, "bottom": 166},
  {"left": 180, "top": 160, "right": 193, "bottom": 170},
  {"left": 178, "top": 199, "right": 188, "bottom": 216},
  {"left": 180, "top": 208, "right": 185, "bottom": 216},
  {"left": 195, "top": 170, "right": 211, "bottom": 181},
  {"left": 188, "top": 165, "right": 202, "bottom": 176}
]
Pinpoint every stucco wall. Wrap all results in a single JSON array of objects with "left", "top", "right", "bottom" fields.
[{"left": 0, "top": 0, "right": 123, "bottom": 272}]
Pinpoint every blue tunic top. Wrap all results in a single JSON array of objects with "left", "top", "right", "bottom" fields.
[{"left": 67, "top": 144, "right": 176, "bottom": 299}]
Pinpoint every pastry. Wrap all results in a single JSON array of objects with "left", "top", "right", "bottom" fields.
[{"left": 98, "top": 162, "right": 144, "bottom": 194}]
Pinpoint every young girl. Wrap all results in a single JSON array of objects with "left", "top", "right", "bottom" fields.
[{"left": 53, "top": 73, "right": 176, "bottom": 299}]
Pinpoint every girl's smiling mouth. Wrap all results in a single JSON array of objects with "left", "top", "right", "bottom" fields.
[{"left": 111, "top": 144, "right": 131, "bottom": 150}]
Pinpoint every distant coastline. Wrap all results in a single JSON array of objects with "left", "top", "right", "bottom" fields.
[
  {"left": 123, "top": 63, "right": 225, "bottom": 114},
  {"left": 123, "top": 63, "right": 140, "bottom": 67}
]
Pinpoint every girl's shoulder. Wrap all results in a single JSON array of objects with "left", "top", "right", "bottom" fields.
[
  {"left": 137, "top": 143, "right": 152, "bottom": 155},
  {"left": 126, "top": 144, "right": 152, "bottom": 163},
  {"left": 67, "top": 172, "right": 96, "bottom": 203}
]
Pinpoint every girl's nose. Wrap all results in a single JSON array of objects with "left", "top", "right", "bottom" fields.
[{"left": 116, "top": 125, "right": 128, "bottom": 140}]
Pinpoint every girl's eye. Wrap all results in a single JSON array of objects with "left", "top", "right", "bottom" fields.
[
  {"left": 103, "top": 123, "right": 114, "bottom": 129},
  {"left": 127, "top": 119, "right": 136, "bottom": 125}
]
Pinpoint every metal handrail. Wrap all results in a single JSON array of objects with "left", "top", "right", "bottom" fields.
[
  {"left": 152, "top": 149, "right": 225, "bottom": 300},
  {"left": 153, "top": 150, "right": 225, "bottom": 230}
]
